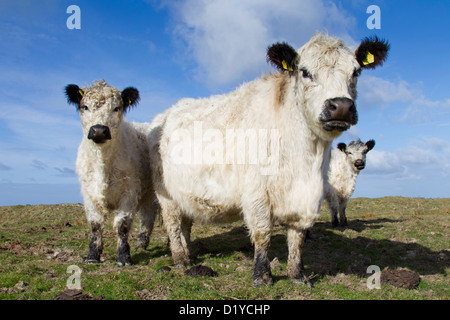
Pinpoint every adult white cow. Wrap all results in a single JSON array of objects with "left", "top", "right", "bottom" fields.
[{"left": 149, "top": 33, "right": 389, "bottom": 286}]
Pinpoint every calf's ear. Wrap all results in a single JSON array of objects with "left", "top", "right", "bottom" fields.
[
  {"left": 366, "top": 139, "right": 375, "bottom": 151},
  {"left": 266, "top": 42, "right": 298, "bottom": 74},
  {"left": 337, "top": 143, "right": 347, "bottom": 152},
  {"left": 355, "top": 36, "right": 390, "bottom": 69},
  {"left": 121, "top": 87, "right": 140, "bottom": 110},
  {"left": 65, "top": 84, "right": 84, "bottom": 106}
]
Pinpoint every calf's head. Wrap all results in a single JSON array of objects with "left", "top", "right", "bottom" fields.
[
  {"left": 337, "top": 139, "right": 375, "bottom": 171},
  {"left": 65, "top": 80, "right": 139, "bottom": 144},
  {"left": 267, "top": 34, "right": 389, "bottom": 141}
]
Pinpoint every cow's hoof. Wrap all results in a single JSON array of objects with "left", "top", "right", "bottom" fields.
[
  {"left": 84, "top": 258, "right": 100, "bottom": 264},
  {"left": 291, "top": 275, "right": 314, "bottom": 288}
]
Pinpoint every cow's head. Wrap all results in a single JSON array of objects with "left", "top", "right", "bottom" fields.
[
  {"left": 267, "top": 34, "right": 389, "bottom": 141},
  {"left": 65, "top": 80, "right": 139, "bottom": 144},
  {"left": 337, "top": 139, "right": 375, "bottom": 171}
]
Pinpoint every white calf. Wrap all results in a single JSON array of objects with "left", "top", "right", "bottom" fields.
[
  {"left": 66, "top": 80, "right": 157, "bottom": 266},
  {"left": 325, "top": 139, "right": 375, "bottom": 226}
]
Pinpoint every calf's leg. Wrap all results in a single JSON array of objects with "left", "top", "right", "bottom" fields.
[
  {"left": 114, "top": 213, "right": 134, "bottom": 267},
  {"left": 84, "top": 205, "right": 104, "bottom": 263},
  {"left": 338, "top": 199, "right": 348, "bottom": 226},
  {"left": 135, "top": 197, "right": 158, "bottom": 251},
  {"left": 86, "top": 221, "right": 104, "bottom": 263}
]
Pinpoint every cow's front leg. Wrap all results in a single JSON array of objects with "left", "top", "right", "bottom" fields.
[
  {"left": 84, "top": 204, "right": 104, "bottom": 264},
  {"left": 85, "top": 221, "right": 104, "bottom": 263},
  {"left": 287, "top": 228, "right": 313, "bottom": 287},
  {"left": 252, "top": 228, "right": 273, "bottom": 287},
  {"left": 114, "top": 213, "right": 134, "bottom": 267},
  {"left": 158, "top": 196, "right": 190, "bottom": 268},
  {"left": 338, "top": 200, "right": 349, "bottom": 227},
  {"left": 246, "top": 212, "right": 273, "bottom": 286}
]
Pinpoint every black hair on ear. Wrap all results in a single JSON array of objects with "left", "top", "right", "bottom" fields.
[
  {"left": 355, "top": 36, "right": 390, "bottom": 69},
  {"left": 366, "top": 139, "right": 376, "bottom": 151},
  {"left": 121, "top": 87, "right": 140, "bottom": 111},
  {"left": 337, "top": 143, "right": 347, "bottom": 152},
  {"left": 65, "top": 84, "right": 84, "bottom": 108},
  {"left": 266, "top": 42, "right": 298, "bottom": 74}
]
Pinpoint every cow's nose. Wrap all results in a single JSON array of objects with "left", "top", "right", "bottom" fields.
[
  {"left": 354, "top": 159, "right": 365, "bottom": 170},
  {"left": 88, "top": 125, "right": 111, "bottom": 143},
  {"left": 325, "top": 98, "right": 357, "bottom": 124}
]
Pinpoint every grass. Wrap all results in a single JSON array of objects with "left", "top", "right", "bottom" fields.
[{"left": 0, "top": 197, "right": 448, "bottom": 300}]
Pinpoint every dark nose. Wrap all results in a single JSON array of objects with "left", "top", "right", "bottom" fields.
[
  {"left": 325, "top": 98, "right": 357, "bottom": 124},
  {"left": 354, "top": 159, "right": 365, "bottom": 170},
  {"left": 88, "top": 125, "right": 111, "bottom": 144}
]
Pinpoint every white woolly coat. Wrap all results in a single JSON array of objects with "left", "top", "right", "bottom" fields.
[
  {"left": 76, "top": 119, "right": 153, "bottom": 225},
  {"left": 325, "top": 147, "right": 360, "bottom": 203}
]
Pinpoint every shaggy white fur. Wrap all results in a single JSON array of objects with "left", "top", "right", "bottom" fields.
[
  {"left": 325, "top": 139, "right": 375, "bottom": 226},
  {"left": 149, "top": 33, "right": 389, "bottom": 286},
  {"left": 66, "top": 80, "right": 157, "bottom": 266}
]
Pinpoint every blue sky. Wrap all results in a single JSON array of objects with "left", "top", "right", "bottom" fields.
[{"left": 0, "top": 0, "right": 449, "bottom": 205}]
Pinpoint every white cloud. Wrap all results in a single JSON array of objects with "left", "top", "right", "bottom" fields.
[
  {"left": 357, "top": 75, "right": 450, "bottom": 124},
  {"left": 167, "top": 0, "right": 356, "bottom": 86},
  {"left": 365, "top": 138, "right": 450, "bottom": 179}
]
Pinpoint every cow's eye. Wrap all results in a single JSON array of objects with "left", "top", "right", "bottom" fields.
[
  {"left": 113, "top": 106, "right": 121, "bottom": 112},
  {"left": 81, "top": 105, "right": 89, "bottom": 111},
  {"left": 300, "top": 68, "right": 313, "bottom": 80}
]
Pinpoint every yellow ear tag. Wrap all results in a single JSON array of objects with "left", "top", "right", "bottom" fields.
[
  {"left": 281, "top": 60, "right": 294, "bottom": 71},
  {"left": 363, "top": 52, "right": 375, "bottom": 65},
  {"left": 128, "top": 99, "right": 132, "bottom": 107},
  {"left": 78, "top": 89, "right": 84, "bottom": 97}
]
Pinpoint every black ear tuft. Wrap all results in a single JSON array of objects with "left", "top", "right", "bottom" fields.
[
  {"left": 337, "top": 143, "right": 347, "bottom": 152},
  {"left": 355, "top": 36, "right": 390, "bottom": 69},
  {"left": 65, "top": 84, "right": 84, "bottom": 108},
  {"left": 366, "top": 139, "right": 375, "bottom": 151},
  {"left": 121, "top": 87, "right": 140, "bottom": 111},
  {"left": 266, "top": 42, "right": 298, "bottom": 74}
]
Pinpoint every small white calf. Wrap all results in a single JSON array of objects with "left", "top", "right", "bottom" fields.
[
  {"left": 149, "top": 34, "right": 389, "bottom": 286},
  {"left": 325, "top": 139, "right": 375, "bottom": 226},
  {"left": 65, "top": 80, "right": 157, "bottom": 266}
]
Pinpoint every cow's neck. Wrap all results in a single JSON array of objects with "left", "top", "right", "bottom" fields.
[{"left": 86, "top": 134, "right": 121, "bottom": 176}]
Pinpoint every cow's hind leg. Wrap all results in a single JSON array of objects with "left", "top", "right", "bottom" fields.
[
  {"left": 287, "top": 228, "right": 313, "bottom": 287},
  {"left": 135, "top": 197, "right": 158, "bottom": 252}
]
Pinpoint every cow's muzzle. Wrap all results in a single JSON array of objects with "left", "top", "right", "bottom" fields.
[
  {"left": 88, "top": 124, "right": 111, "bottom": 144},
  {"left": 354, "top": 159, "right": 365, "bottom": 170},
  {"left": 320, "top": 98, "right": 358, "bottom": 132}
]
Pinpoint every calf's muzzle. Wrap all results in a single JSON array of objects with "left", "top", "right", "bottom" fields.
[
  {"left": 320, "top": 97, "right": 358, "bottom": 132},
  {"left": 354, "top": 159, "right": 365, "bottom": 170},
  {"left": 88, "top": 124, "right": 111, "bottom": 144}
]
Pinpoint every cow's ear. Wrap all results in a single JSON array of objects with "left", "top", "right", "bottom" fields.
[
  {"left": 355, "top": 36, "right": 390, "bottom": 69},
  {"left": 65, "top": 84, "right": 84, "bottom": 106},
  {"left": 337, "top": 143, "right": 347, "bottom": 152},
  {"left": 267, "top": 42, "right": 298, "bottom": 74},
  {"left": 366, "top": 139, "right": 375, "bottom": 151},
  {"left": 121, "top": 87, "right": 140, "bottom": 110}
]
